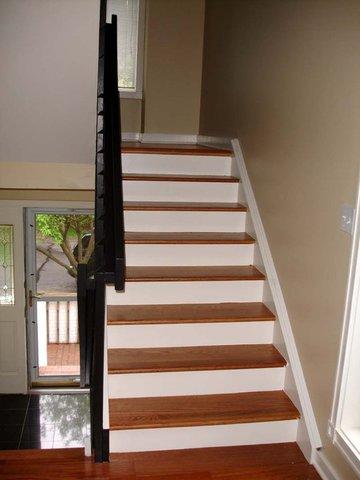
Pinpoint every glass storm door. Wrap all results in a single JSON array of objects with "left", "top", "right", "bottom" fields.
[{"left": 25, "top": 208, "right": 94, "bottom": 387}]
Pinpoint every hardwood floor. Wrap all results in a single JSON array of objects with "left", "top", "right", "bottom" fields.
[{"left": 0, "top": 444, "right": 322, "bottom": 479}]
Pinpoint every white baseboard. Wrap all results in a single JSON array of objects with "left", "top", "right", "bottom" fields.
[
  {"left": 197, "top": 134, "right": 232, "bottom": 149},
  {"left": 122, "top": 132, "right": 141, "bottom": 142},
  {"left": 140, "top": 133, "right": 198, "bottom": 144},
  {"left": 231, "top": 138, "right": 322, "bottom": 454},
  {"left": 122, "top": 132, "right": 232, "bottom": 146},
  {"left": 312, "top": 450, "right": 345, "bottom": 480}
]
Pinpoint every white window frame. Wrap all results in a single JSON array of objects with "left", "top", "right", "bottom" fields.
[
  {"left": 329, "top": 178, "right": 360, "bottom": 476},
  {"left": 108, "top": 0, "right": 145, "bottom": 100}
]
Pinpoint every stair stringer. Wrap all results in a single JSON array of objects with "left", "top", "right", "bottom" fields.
[{"left": 230, "top": 137, "right": 321, "bottom": 461}]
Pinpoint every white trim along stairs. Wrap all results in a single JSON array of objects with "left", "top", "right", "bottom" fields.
[{"left": 103, "top": 134, "right": 326, "bottom": 478}]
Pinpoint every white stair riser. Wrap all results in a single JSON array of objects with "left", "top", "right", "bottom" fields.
[
  {"left": 108, "top": 368, "right": 286, "bottom": 398},
  {"left": 122, "top": 154, "right": 232, "bottom": 175},
  {"left": 107, "top": 321, "right": 274, "bottom": 348},
  {"left": 109, "top": 420, "right": 298, "bottom": 452},
  {"left": 106, "top": 280, "right": 264, "bottom": 305},
  {"left": 124, "top": 211, "right": 247, "bottom": 232},
  {"left": 125, "top": 244, "right": 254, "bottom": 266},
  {"left": 123, "top": 181, "right": 240, "bottom": 203}
]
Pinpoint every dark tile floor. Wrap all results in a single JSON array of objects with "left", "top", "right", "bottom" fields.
[{"left": 0, "top": 393, "right": 90, "bottom": 450}]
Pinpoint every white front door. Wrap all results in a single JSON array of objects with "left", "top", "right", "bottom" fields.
[{"left": 0, "top": 206, "right": 27, "bottom": 393}]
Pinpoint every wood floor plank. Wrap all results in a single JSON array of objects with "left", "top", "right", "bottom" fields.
[
  {"left": 124, "top": 232, "right": 255, "bottom": 244},
  {"left": 109, "top": 391, "right": 299, "bottom": 430},
  {"left": 123, "top": 201, "right": 246, "bottom": 211},
  {"left": 0, "top": 444, "right": 319, "bottom": 479},
  {"left": 211, "top": 463, "right": 322, "bottom": 479},
  {"left": 108, "top": 344, "right": 285, "bottom": 374},
  {"left": 108, "top": 302, "right": 275, "bottom": 325},
  {"left": 122, "top": 142, "right": 232, "bottom": 156},
  {"left": 123, "top": 173, "right": 239, "bottom": 183},
  {"left": 116, "top": 443, "right": 307, "bottom": 475},
  {"left": 0, "top": 448, "right": 85, "bottom": 461},
  {"left": 125, "top": 266, "right": 265, "bottom": 282}
]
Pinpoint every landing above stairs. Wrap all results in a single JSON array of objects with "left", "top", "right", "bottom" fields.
[{"left": 122, "top": 142, "right": 232, "bottom": 156}]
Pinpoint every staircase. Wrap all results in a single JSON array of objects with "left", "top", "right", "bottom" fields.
[{"left": 100, "top": 143, "right": 320, "bottom": 478}]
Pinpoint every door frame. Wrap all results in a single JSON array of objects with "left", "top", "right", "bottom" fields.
[{"left": 25, "top": 207, "right": 93, "bottom": 387}]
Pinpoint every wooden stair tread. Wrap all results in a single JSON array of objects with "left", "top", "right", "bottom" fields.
[
  {"left": 111, "top": 443, "right": 318, "bottom": 478},
  {"left": 108, "top": 344, "right": 286, "bottom": 374},
  {"left": 124, "top": 232, "right": 255, "bottom": 244},
  {"left": 108, "top": 302, "right": 275, "bottom": 325},
  {"left": 122, "top": 142, "right": 232, "bottom": 156},
  {"left": 123, "top": 201, "right": 246, "bottom": 211},
  {"left": 123, "top": 173, "right": 239, "bottom": 183},
  {"left": 125, "top": 265, "right": 265, "bottom": 282},
  {"left": 109, "top": 391, "right": 299, "bottom": 430}
]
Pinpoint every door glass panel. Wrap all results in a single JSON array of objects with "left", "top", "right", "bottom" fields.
[
  {"left": 0, "top": 225, "right": 15, "bottom": 305},
  {"left": 35, "top": 213, "right": 94, "bottom": 377}
]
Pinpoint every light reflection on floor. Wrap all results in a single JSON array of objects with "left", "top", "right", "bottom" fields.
[{"left": 0, "top": 393, "right": 90, "bottom": 450}]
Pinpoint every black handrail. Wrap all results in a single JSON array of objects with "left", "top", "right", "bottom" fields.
[
  {"left": 77, "top": 0, "right": 125, "bottom": 463},
  {"left": 95, "top": 11, "right": 125, "bottom": 287}
]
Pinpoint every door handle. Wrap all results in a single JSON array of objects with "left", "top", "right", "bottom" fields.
[{"left": 28, "top": 290, "right": 43, "bottom": 308}]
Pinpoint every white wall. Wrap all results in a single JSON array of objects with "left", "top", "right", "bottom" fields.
[{"left": 0, "top": 0, "right": 99, "bottom": 165}]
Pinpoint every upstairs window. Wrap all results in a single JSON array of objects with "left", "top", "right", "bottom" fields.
[{"left": 107, "top": 0, "right": 145, "bottom": 98}]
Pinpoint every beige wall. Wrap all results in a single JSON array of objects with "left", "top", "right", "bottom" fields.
[
  {"left": 143, "top": 0, "right": 205, "bottom": 134},
  {"left": 200, "top": 1, "right": 360, "bottom": 477},
  {"left": 123, "top": 0, "right": 206, "bottom": 135},
  {"left": 121, "top": 98, "right": 142, "bottom": 132},
  {"left": 101, "top": 0, "right": 207, "bottom": 135}
]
